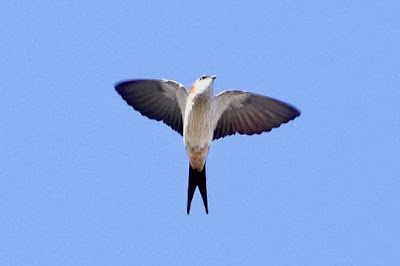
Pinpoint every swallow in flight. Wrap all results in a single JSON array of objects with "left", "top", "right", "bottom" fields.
[{"left": 115, "top": 75, "right": 300, "bottom": 214}]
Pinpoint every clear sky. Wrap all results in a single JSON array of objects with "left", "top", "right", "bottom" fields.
[{"left": 1, "top": 1, "right": 399, "bottom": 265}]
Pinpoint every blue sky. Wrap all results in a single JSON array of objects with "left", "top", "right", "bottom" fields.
[{"left": 1, "top": 1, "right": 399, "bottom": 265}]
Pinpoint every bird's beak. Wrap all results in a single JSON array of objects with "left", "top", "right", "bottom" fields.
[{"left": 210, "top": 75, "right": 217, "bottom": 80}]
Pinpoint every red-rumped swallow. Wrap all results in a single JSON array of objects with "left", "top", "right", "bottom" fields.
[{"left": 115, "top": 75, "right": 300, "bottom": 214}]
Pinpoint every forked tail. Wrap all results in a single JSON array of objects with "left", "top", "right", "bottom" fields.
[{"left": 187, "top": 162, "right": 208, "bottom": 214}]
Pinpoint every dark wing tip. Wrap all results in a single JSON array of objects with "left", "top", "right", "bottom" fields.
[
  {"left": 114, "top": 79, "right": 158, "bottom": 93},
  {"left": 284, "top": 104, "right": 301, "bottom": 124},
  {"left": 292, "top": 106, "right": 301, "bottom": 118},
  {"left": 287, "top": 106, "right": 301, "bottom": 121},
  {"left": 114, "top": 80, "right": 134, "bottom": 99},
  {"left": 114, "top": 79, "right": 131, "bottom": 90}
]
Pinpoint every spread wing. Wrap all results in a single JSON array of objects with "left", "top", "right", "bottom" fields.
[
  {"left": 213, "top": 91, "right": 300, "bottom": 140},
  {"left": 115, "top": 79, "right": 188, "bottom": 135}
]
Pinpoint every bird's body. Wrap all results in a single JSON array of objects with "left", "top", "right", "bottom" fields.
[
  {"left": 184, "top": 90, "right": 214, "bottom": 171},
  {"left": 115, "top": 75, "right": 300, "bottom": 214}
]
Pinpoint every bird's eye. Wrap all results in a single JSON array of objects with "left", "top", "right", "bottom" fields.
[{"left": 200, "top": 75, "right": 209, "bottom": 80}]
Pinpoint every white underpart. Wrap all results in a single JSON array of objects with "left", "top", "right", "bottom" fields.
[{"left": 183, "top": 86, "right": 215, "bottom": 171}]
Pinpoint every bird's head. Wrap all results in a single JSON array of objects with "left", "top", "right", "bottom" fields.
[{"left": 189, "top": 75, "right": 217, "bottom": 95}]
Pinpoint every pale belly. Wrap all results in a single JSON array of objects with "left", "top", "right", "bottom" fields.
[{"left": 183, "top": 96, "right": 214, "bottom": 171}]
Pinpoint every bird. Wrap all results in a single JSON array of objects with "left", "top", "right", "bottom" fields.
[{"left": 114, "top": 75, "right": 300, "bottom": 214}]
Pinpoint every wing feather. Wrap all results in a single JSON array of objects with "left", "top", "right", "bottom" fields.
[
  {"left": 115, "top": 79, "right": 188, "bottom": 135},
  {"left": 213, "top": 91, "right": 300, "bottom": 140}
]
